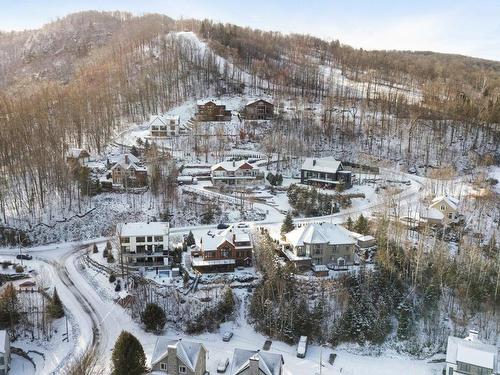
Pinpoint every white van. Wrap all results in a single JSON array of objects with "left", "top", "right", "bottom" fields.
[{"left": 297, "top": 336, "right": 308, "bottom": 358}]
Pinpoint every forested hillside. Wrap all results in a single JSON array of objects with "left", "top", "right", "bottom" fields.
[{"left": 0, "top": 11, "right": 498, "bottom": 228}]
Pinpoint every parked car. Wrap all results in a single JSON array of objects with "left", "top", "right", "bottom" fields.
[
  {"left": 222, "top": 331, "right": 233, "bottom": 342},
  {"left": 297, "top": 336, "right": 308, "bottom": 358},
  {"left": 217, "top": 358, "right": 229, "bottom": 373},
  {"left": 236, "top": 222, "right": 249, "bottom": 228},
  {"left": 217, "top": 223, "right": 230, "bottom": 230},
  {"left": 16, "top": 254, "right": 32, "bottom": 260}
]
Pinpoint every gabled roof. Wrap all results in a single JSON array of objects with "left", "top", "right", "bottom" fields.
[
  {"left": 285, "top": 223, "right": 356, "bottom": 247},
  {"left": 200, "top": 226, "right": 251, "bottom": 251},
  {"left": 446, "top": 335, "right": 498, "bottom": 371},
  {"left": 211, "top": 160, "right": 255, "bottom": 172},
  {"left": 151, "top": 338, "right": 206, "bottom": 371},
  {"left": 149, "top": 114, "right": 180, "bottom": 126},
  {"left": 430, "top": 195, "right": 459, "bottom": 211},
  {"left": 301, "top": 157, "right": 342, "bottom": 174},
  {"left": 230, "top": 349, "right": 283, "bottom": 375},
  {"left": 110, "top": 153, "right": 147, "bottom": 172},
  {"left": 197, "top": 99, "right": 224, "bottom": 106},
  {"left": 246, "top": 98, "right": 274, "bottom": 106}
]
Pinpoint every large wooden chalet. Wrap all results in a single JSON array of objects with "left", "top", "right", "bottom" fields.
[
  {"left": 196, "top": 99, "right": 232, "bottom": 122},
  {"left": 243, "top": 99, "right": 274, "bottom": 120}
]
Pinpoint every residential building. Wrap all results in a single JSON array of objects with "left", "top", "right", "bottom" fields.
[
  {"left": 211, "top": 160, "right": 263, "bottom": 189},
  {"left": 118, "top": 222, "right": 170, "bottom": 268},
  {"left": 230, "top": 348, "right": 283, "bottom": 375},
  {"left": 243, "top": 99, "right": 274, "bottom": 120},
  {"left": 281, "top": 223, "right": 356, "bottom": 269},
  {"left": 300, "top": 157, "right": 352, "bottom": 188},
  {"left": 66, "top": 148, "right": 90, "bottom": 166},
  {"left": 421, "top": 195, "right": 459, "bottom": 226},
  {"left": 151, "top": 338, "right": 207, "bottom": 375},
  {"left": 0, "top": 330, "right": 10, "bottom": 375},
  {"left": 445, "top": 330, "right": 499, "bottom": 375},
  {"left": 150, "top": 115, "right": 185, "bottom": 137},
  {"left": 110, "top": 153, "right": 147, "bottom": 187},
  {"left": 191, "top": 226, "right": 253, "bottom": 273},
  {"left": 196, "top": 99, "right": 232, "bottom": 122}
]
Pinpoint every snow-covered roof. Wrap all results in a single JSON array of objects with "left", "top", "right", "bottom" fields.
[
  {"left": 420, "top": 207, "right": 444, "bottom": 221},
  {"left": 430, "top": 195, "right": 459, "bottom": 211},
  {"left": 150, "top": 114, "right": 180, "bottom": 123},
  {"left": 211, "top": 160, "right": 255, "bottom": 172},
  {"left": 446, "top": 335, "right": 498, "bottom": 371},
  {"left": 230, "top": 348, "right": 283, "bottom": 375},
  {"left": 312, "top": 264, "right": 329, "bottom": 272},
  {"left": 0, "top": 330, "right": 7, "bottom": 353},
  {"left": 151, "top": 338, "right": 206, "bottom": 370},
  {"left": 200, "top": 226, "right": 252, "bottom": 251},
  {"left": 246, "top": 98, "right": 274, "bottom": 106},
  {"left": 301, "top": 157, "right": 342, "bottom": 174},
  {"left": 110, "top": 153, "right": 147, "bottom": 172},
  {"left": 119, "top": 222, "right": 169, "bottom": 237},
  {"left": 197, "top": 99, "right": 224, "bottom": 106},
  {"left": 285, "top": 223, "right": 356, "bottom": 247}
]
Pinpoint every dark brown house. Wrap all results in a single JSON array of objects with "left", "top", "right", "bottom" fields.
[
  {"left": 191, "top": 226, "right": 253, "bottom": 273},
  {"left": 243, "top": 99, "right": 274, "bottom": 120},
  {"left": 196, "top": 99, "right": 232, "bottom": 122}
]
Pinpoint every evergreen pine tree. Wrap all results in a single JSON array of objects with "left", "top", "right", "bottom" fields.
[
  {"left": 219, "top": 287, "right": 235, "bottom": 318},
  {"left": 111, "top": 331, "right": 146, "bottom": 375},
  {"left": 185, "top": 231, "right": 196, "bottom": 247},
  {"left": 141, "top": 303, "right": 166, "bottom": 332},
  {"left": 345, "top": 217, "right": 354, "bottom": 231},
  {"left": 281, "top": 212, "right": 295, "bottom": 236},
  {"left": 355, "top": 214, "right": 370, "bottom": 234},
  {"left": 48, "top": 288, "right": 65, "bottom": 319}
]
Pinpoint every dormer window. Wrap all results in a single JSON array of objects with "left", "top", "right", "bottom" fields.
[{"left": 440, "top": 205, "right": 445, "bottom": 211}]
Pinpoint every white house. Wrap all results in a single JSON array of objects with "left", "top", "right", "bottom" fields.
[
  {"left": 118, "top": 222, "right": 170, "bottom": 268},
  {"left": 445, "top": 330, "right": 499, "bottom": 375},
  {"left": 421, "top": 195, "right": 460, "bottom": 226},
  {"left": 281, "top": 223, "right": 357, "bottom": 269},
  {"left": 211, "top": 160, "right": 263, "bottom": 189},
  {"left": 230, "top": 348, "right": 283, "bottom": 375},
  {"left": 150, "top": 115, "right": 186, "bottom": 137},
  {"left": 0, "top": 330, "right": 10, "bottom": 375}
]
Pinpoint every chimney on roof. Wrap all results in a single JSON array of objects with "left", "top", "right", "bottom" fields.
[
  {"left": 125, "top": 154, "right": 129, "bottom": 164},
  {"left": 313, "top": 159, "right": 316, "bottom": 166},
  {"left": 249, "top": 353, "right": 260, "bottom": 375},
  {"left": 233, "top": 160, "right": 236, "bottom": 167}
]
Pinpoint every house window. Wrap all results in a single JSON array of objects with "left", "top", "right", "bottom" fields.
[
  {"left": 136, "top": 237, "right": 145, "bottom": 243},
  {"left": 154, "top": 236, "right": 164, "bottom": 242},
  {"left": 147, "top": 236, "right": 153, "bottom": 242},
  {"left": 179, "top": 365, "right": 187, "bottom": 373},
  {"left": 314, "top": 245, "right": 321, "bottom": 255},
  {"left": 448, "top": 368, "right": 453, "bottom": 375},
  {"left": 121, "top": 237, "right": 130, "bottom": 243},
  {"left": 0, "top": 356, "right": 3, "bottom": 365},
  {"left": 457, "top": 362, "right": 471, "bottom": 373},
  {"left": 440, "top": 205, "right": 445, "bottom": 211},
  {"left": 160, "top": 363, "right": 167, "bottom": 370},
  {"left": 448, "top": 213, "right": 453, "bottom": 219}
]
